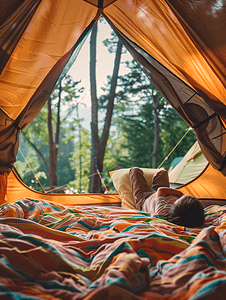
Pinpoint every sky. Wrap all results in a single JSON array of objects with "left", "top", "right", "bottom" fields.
[{"left": 67, "top": 19, "right": 132, "bottom": 129}]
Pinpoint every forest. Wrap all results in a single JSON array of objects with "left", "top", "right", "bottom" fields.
[{"left": 15, "top": 18, "right": 197, "bottom": 194}]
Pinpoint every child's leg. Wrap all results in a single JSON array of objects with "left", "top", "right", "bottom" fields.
[
  {"left": 151, "top": 169, "right": 170, "bottom": 191},
  {"left": 129, "top": 167, "right": 155, "bottom": 210}
]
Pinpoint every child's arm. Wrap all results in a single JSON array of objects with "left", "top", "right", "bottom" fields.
[{"left": 156, "top": 187, "right": 183, "bottom": 198}]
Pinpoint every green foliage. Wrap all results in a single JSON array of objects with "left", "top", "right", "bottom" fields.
[
  {"left": 159, "top": 107, "right": 196, "bottom": 169},
  {"left": 56, "top": 137, "right": 75, "bottom": 186},
  {"left": 102, "top": 134, "right": 121, "bottom": 192},
  {"left": 16, "top": 74, "right": 84, "bottom": 190},
  {"left": 15, "top": 149, "right": 48, "bottom": 192},
  {"left": 67, "top": 128, "right": 91, "bottom": 193},
  {"left": 108, "top": 59, "right": 197, "bottom": 171},
  {"left": 23, "top": 102, "right": 49, "bottom": 146},
  {"left": 109, "top": 103, "right": 196, "bottom": 171}
]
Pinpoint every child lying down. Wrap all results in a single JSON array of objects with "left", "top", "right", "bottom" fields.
[{"left": 129, "top": 167, "right": 205, "bottom": 228}]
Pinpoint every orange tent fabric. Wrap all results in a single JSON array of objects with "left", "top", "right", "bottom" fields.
[{"left": 5, "top": 169, "right": 121, "bottom": 206}]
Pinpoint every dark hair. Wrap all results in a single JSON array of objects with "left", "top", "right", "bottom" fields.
[{"left": 167, "top": 195, "right": 205, "bottom": 228}]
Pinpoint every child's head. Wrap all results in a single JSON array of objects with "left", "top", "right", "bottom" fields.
[{"left": 167, "top": 195, "right": 205, "bottom": 228}]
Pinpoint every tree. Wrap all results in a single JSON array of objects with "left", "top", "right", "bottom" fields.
[
  {"left": 65, "top": 126, "right": 119, "bottom": 193},
  {"left": 21, "top": 75, "right": 84, "bottom": 191},
  {"left": 89, "top": 21, "right": 123, "bottom": 193},
  {"left": 159, "top": 107, "right": 196, "bottom": 170},
  {"left": 111, "top": 59, "right": 164, "bottom": 168},
  {"left": 15, "top": 147, "right": 45, "bottom": 192},
  {"left": 110, "top": 59, "right": 196, "bottom": 170},
  {"left": 67, "top": 127, "right": 91, "bottom": 193}
]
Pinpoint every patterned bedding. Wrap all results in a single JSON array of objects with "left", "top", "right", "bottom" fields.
[{"left": 0, "top": 198, "right": 225, "bottom": 299}]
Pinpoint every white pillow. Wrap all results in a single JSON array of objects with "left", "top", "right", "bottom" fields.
[{"left": 110, "top": 168, "right": 160, "bottom": 209}]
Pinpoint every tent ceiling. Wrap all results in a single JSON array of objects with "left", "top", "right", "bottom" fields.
[{"left": 84, "top": 0, "right": 118, "bottom": 8}]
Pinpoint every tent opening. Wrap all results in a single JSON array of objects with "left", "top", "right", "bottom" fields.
[{"left": 15, "top": 17, "right": 197, "bottom": 196}]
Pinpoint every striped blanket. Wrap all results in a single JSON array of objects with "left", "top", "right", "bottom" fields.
[{"left": 0, "top": 198, "right": 225, "bottom": 299}]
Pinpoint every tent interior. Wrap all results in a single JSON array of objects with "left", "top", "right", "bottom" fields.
[
  {"left": 1, "top": 0, "right": 226, "bottom": 205},
  {"left": 1, "top": 1, "right": 226, "bottom": 299}
]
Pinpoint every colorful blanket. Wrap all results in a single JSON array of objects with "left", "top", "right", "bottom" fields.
[{"left": 0, "top": 198, "right": 226, "bottom": 299}]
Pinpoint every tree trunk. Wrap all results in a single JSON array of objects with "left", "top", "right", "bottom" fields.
[
  {"left": 100, "top": 40, "right": 123, "bottom": 160},
  {"left": 152, "top": 94, "right": 159, "bottom": 168},
  {"left": 48, "top": 97, "right": 57, "bottom": 187},
  {"left": 55, "top": 81, "right": 61, "bottom": 159},
  {"left": 89, "top": 23, "right": 101, "bottom": 193},
  {"left": 148, "top": 129, "right": 153, "bottom": 168},
  {"left": 22, "top": 90, "right": 62, "bottom": 190},
  {"left": 89, "top": 23, "right": 123, "bottom": 193}
]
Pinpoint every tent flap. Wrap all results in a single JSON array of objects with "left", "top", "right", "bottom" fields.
[
  {"left": 106, "top": 16, "right": 226, "bottom": 175},
  {"left": 0, "top": 0, "right": 41, "bottom": 74},
  {"left": 0, "top": 110, "right": 19, "bottom": 174},
  {"left": 166, "top": 0, "right": 226, "bottom": 86}
]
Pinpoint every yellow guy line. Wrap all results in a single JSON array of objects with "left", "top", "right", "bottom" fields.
[
  {"left": 158, "top": 128, "right": 192, "bottom": 169},
  {"left": 18, "top": 148, "right": 47, "bottom": 193}
]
